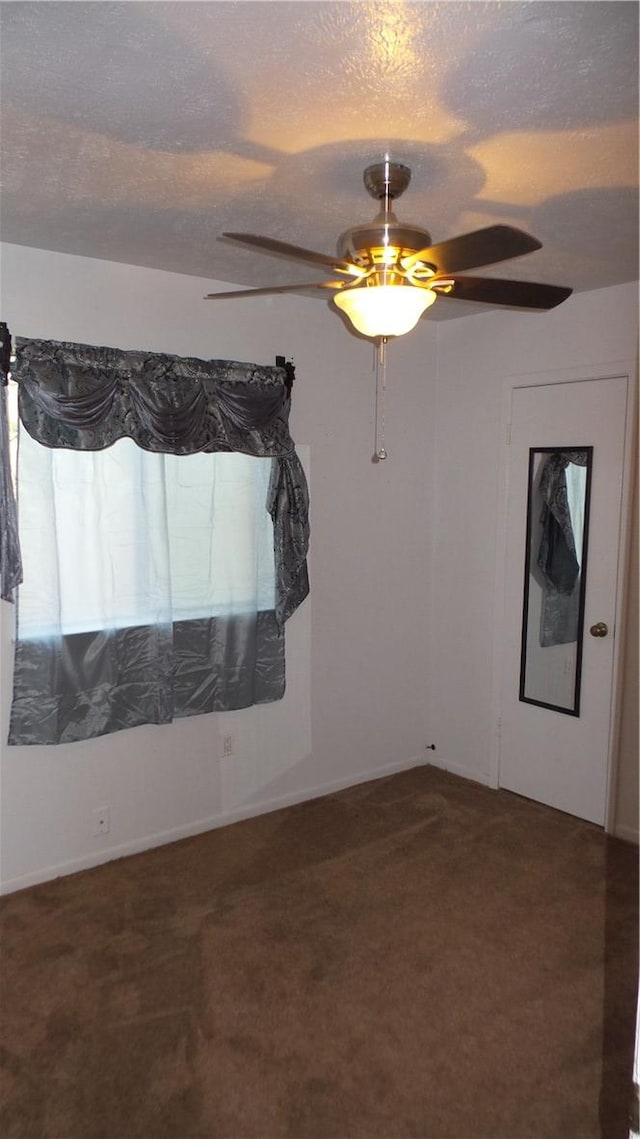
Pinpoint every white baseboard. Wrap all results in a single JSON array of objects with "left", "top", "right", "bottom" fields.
[
  {"left": 613, "top": 822, "right": 639, "bottom": 845},
  {"left": 0, "top": 755, "right": 425, "bottom": 895},
  {"left": 426, "top": 754, "right": 491, "bottom": 787}
]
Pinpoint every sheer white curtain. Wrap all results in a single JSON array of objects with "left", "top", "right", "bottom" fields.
[
  {"left": 565, "top": 461, "right": 587, "bottom": 570},
  {"left": 16, "top": 429, "right": 275, "bottom": 640}
]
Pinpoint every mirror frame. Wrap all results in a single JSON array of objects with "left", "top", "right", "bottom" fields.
[{"left": 518, "top": 445, "right": 593, "bottom": 717}]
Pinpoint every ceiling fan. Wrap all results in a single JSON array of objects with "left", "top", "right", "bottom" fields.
[{"left": 205, "top": 160, "right": 573, "bottom": 339}]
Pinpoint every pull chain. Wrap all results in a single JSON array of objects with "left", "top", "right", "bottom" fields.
[{"left": 373, "top": 336, "right": 388, "bottom": 461}]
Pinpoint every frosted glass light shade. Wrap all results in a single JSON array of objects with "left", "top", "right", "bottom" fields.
[{"left": 334, "top": 284, "right": 436, "bottom": 337}]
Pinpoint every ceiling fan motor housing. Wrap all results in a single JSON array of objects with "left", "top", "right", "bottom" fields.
[{"left": 337, "top": 220, "right": 434, "bottom": 270}]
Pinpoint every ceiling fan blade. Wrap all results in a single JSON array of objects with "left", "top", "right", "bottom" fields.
[
  {"left": 205, "top": 281, "right": 344, "bottom": 300},
  {"left": 404, "top": 225, "right": 542, "bottom": 274},
  {"left": 433, "top": 276, "right": 573, "bottom": 309},
  {"left": 222, "top": 233, "right": 361, "bottom": 276}
]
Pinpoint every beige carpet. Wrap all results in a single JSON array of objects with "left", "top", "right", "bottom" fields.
[{"left": 0, "top": 765, "right": 637, "bottom": 1138}]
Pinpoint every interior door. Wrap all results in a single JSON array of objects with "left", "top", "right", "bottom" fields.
[{"left": 498, "top": 375, "right": 631, "bottom": 824}]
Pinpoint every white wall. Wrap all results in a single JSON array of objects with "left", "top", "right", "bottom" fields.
[
  {"left": 429, "top": 281, "right": 638, "bottom": 838},
  {"left": 0, "top": 242, "right": 437, "bottom": 891},
  {"left": 1, "top": 246, "right": 636, "bottom": 892}
]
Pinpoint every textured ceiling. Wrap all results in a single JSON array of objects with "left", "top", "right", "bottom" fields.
[{"left": 1, "top": 1, "right": 638, "bottom": 321}]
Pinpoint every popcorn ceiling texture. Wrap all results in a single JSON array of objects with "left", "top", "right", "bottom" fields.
[{"left": 0, "top": 1, "right": 637, "bottom": 315}]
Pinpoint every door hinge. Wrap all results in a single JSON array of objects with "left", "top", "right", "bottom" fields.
[{"left": 506, "top": 422, "right": 512, "bottom": 445}]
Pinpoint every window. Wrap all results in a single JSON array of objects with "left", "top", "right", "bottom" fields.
[
  {"left": 16, "top": 424, "right": 276, "bottom": 639},
  {"left": 7, "top": 338, "right": 309, "bottom": 745}
]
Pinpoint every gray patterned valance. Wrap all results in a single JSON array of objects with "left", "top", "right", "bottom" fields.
[{"left": 15, "top": 338, "right": 295, "bottom": 457}]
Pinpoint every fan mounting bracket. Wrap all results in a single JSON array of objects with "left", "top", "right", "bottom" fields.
[{"left": 363, "top": 162, "right": 411, "bottom": 202}]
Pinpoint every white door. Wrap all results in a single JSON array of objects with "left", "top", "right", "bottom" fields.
[{"left": 498, "top": 374, "right": 632, "bottom": 825}]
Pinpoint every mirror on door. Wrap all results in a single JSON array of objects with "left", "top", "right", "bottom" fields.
[{"left": 519, "top": 446, "right": 593, "bottom": 716}]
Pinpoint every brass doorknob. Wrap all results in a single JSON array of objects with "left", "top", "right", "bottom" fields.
[{"left": 589, "top": 622, "right": 608, "bottom": 638}]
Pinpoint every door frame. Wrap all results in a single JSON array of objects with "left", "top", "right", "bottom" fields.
[{"left": 488, "top": 360, "right": 637, "bottom": 832}]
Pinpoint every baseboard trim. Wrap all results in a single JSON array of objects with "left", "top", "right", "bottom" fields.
[
  {"left": 613, "top": 822, "right": 639, "bottom": 845},
  {"left": 426, "top": 755, "right": 491, "bottom": 787},
  {"left": 0, "top": 755, "right": 425, "bottom": 895}
]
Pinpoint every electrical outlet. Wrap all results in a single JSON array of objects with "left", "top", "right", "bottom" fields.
[
  {"left": 222, "top": 733, "right": 234, "bottom": 757},
  {"left": 92, "top": 806, "right": 110, "bottom": 836}
]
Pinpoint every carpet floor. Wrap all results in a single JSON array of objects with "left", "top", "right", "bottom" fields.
[{"left": 0, "top": 765, "right": 637, "bottom": 1139}]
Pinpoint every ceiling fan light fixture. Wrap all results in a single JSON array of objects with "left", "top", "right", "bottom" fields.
[{"left": 333, "top": 283, "right": 436, "bottom": 338}]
